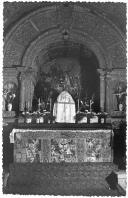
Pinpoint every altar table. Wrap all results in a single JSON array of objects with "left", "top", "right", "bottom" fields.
[{"left": 10, "top": 124, "right": 113, "bottom": 163}]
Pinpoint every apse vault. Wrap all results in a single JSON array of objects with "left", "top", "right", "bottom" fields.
[{"left": 33, "top": 41, "right": 100, "bottom": 112}]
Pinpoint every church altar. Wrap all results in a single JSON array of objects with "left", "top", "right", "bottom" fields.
[{"left": 10, "top": 124, "right": 113, "bottom": 163}]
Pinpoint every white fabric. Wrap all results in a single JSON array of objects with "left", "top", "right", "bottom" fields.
[
  {"left": 53, "top": 91, "right": 76, "bottom": 123},
  {"left": 10, "top": 128, "right": 112, "bottom": 144}
]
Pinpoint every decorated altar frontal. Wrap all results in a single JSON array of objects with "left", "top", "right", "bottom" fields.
[{"left": 10, "top": 124, "right": 113, "bottom": 163}]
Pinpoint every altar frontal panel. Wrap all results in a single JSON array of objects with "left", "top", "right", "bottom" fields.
[{"left": 11, "top": 129, "right": 113, "bottom": 163}]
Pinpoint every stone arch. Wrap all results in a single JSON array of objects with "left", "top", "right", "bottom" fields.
[
  {"left": 21, "top": 28, "right": 109, "bottom": 70},
  {"left": 4, "top": 4, "right": 126, "bottom": 69},
  {"left": 3, "top": 4, "right": 126, "bottom": 113}
]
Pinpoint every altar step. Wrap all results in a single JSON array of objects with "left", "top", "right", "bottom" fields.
[{"left": 6, "top": 162, "right": 122, "bottom": 196}]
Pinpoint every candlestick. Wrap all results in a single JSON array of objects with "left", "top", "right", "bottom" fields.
[
  {"left": 24, "top": 101, "right": 27, "bottom": 112},
  {"left": 50, "top": 98, "right": 52, "bottom": 112},
  {"left": 38, "top": 98, "right": 41, "bottom": 112},
  {"left": 78, "top": 98, "right": 80, "bottom": 112},
  {"left": 38, "top": 98, "right": 40, "bottom": 105},
  {"left": 90, "top": 100, "right": 91, "bottom": 112},
  {"left": 28, "top": 102, "right": 29, "bottom": 111}
]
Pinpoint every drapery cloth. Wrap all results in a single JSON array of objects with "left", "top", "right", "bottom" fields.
[
  {"left": 53, "top": 91, "right": 76, "bottom": 123},
  {"left": 20, "top": 68, "right": 37, "bottom": 111}
]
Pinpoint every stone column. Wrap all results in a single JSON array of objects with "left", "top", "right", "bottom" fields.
[
  {"left": 97, "top": 69, "right": 106, "bottom": 112},
  {"left": 105, "top": 70, "right": 112, "bottom": 113}
]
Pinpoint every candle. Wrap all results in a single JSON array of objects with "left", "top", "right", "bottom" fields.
[
  {"left": 38, "top": 98, "right": 40, "bottom": 105},
  {"left": 28, "top": 102, "right": 29, "bottom": 111},
  {"left": 38, "top": 98, "right": 41, "bottom": 112},
  {"left": 50, "top": 98, "right": 52, "bottom": 112},
  {"left": 90, "top": 100, "right": 91, "bottom": 112},
  {"left": 78, "top": 98, "right": 79, "bottom": 112},
  {"left": 25, "top": 101, "right": 26, "bottom": 111}
]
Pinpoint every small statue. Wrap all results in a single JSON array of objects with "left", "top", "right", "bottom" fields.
[
  {"left": 114, "top": 83, "right": 126, "bottom": 111},
  {"left": 3, "top": 90, "right": 16, "bottom": 111}
]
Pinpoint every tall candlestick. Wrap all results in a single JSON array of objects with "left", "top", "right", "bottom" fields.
[
  {"left": 78, "top": 98, "right": 80, "bottom": 112},
  {"left": 25, "top": 101, "right": 27, "bottom": 112},
  {"left": 38, "top": 98, "right": 40, "bottom": 105},
  {"left": 28, "top": 102, "right": 29, "bottom": 111},
  {"left": 50, "top": 98, "right": 52, "bottom": 112},
  {"left": 38, "top": 98, "right": 41, "bottom": 112}
]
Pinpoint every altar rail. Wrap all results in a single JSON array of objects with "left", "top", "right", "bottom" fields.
[{"left": 10, "top": 124, "right": 113, "bottom": 163}]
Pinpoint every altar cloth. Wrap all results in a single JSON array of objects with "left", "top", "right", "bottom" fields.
[{"left": 10, "top": 127, "right": 113, "bottom": 163}]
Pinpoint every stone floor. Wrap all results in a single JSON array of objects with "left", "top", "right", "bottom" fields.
[
  {"left": 3, "top": 163, "right": 125, "bottom": 196},
  {"left": 4, "top": 185, "right": 122, "bottom": 196}
]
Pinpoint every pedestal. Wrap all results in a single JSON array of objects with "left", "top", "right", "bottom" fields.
[{"left": 3, "top": 111, "right": 16, "bottom": 118}]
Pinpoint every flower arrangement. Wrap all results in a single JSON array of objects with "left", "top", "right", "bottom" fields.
[{"left": 4, "top": 90, "right": 16, "bottom": 104}]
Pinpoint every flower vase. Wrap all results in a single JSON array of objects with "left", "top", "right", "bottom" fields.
[
  {"left": 39, "top": 117, "right": 44, "bottom": 123},
  {"left": 8, "top": 103, "right": 12, "bottom": 111},
  {"left": 26, "top": 118, "right": 32, "bottom": 124}
]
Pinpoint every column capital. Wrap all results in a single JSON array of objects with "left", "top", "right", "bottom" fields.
[
  {"left": 106, "top": 69, "right": 113, "bottom": 79},
  {"left": 97, "top": 69, "right": 106, "bottom": 76}
]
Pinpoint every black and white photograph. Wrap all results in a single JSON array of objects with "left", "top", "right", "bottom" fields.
[{"left": 2, "top": 0, "right": 127, "bottom": 196}]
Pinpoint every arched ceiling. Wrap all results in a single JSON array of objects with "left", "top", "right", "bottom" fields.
[
  {"left": 36, "top": 41, "right": 94, "bottom": 65},
  {"left": 4, "top": 2, "right": 126, "bottom": 35},
  {"left": 3, "top": 3, "right": 126, "bottom": 70}
]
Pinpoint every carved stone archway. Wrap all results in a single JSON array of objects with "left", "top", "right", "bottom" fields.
[
  {"left": 4, "top": 4, "right": 126, "bottom": 113},
  {"left": 4, "top": 4, "right": 126, "bottom": 69},
  {"left": 22, "top": 29, "right": 109, "bottom": 69}
]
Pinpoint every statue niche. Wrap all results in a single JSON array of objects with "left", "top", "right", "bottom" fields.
[{"left": 20, "top": 68, "right": 37, "bottom": 112}]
